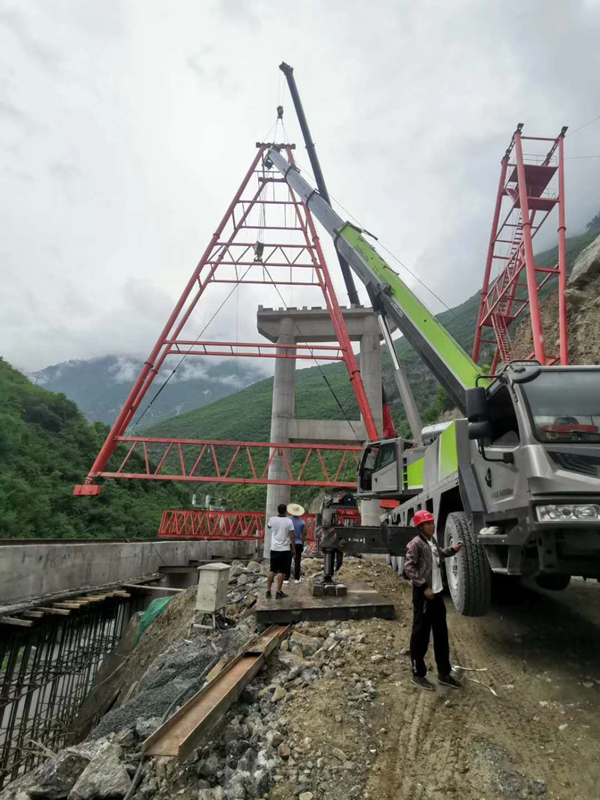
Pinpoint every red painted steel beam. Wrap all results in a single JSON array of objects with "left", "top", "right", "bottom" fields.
[
  {"left": 514, "top": 131, "right": 546, "bottom": 363},
  {"left": 165, "top": 350, "right": 343, "bottom": 361},
  {"left": 287, "top": 152, "right": 379, "bottom": 441},
  {"left": 156, "top": 509, "right": 318, "bottom": 541},
  {"left": 76, "top": 143, "right": 379, "bottom": 495},
  {"left": 78, "top": 148, "right": 266, "bottom": 490},
  {"left": 473, "top": 153, "right": 510, "bottom": 362},
  {"left": 75, "top": 437, "right": 361, "bottom": 491},
  {"left": 98, "top": 472, "right": 357, "bottom": 488},
  {"left": 474, "top": 126, "right": 568, "bottom": 371}
]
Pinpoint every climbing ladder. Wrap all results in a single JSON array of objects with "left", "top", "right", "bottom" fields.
[{"left": 472, "top": 124, "right": 569, "bottom": 373}]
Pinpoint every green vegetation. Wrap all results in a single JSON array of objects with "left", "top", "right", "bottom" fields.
[
  {"left": 3, "top": 224, "right": 597, "bottom": 530},
  {"left": 138, "top": 227, "right": 598, "bottom": 512},
  {"left": 0, "top": 358, "right": 188, "bottom": 539}
]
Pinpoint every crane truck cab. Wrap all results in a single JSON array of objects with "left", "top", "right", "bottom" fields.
[{"left": 358, "top": 361, "right": 600, "bottom": 615}]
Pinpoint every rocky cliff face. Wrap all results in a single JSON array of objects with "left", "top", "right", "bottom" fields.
[{"left": 512, "top": 233, "right": 600, "bottom": 364}]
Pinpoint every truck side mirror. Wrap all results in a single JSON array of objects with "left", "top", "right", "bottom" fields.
[
  {"left": 466, "top": 387, "right": 489, "bottom": 422},
  {"left": 468, "top": 420, "right": 492, "bottom": 441}
]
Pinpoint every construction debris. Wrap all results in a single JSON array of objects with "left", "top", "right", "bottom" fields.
[{"left": 4, "top": 557, "right": 600, "bottom": 800}]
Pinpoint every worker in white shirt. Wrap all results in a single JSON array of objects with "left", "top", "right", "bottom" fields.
[{"left": 266, "top": 503, "right": 296, "bottom": 599}]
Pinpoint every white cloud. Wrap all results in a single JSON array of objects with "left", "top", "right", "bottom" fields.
[
  {"left": 2, "top": 0, "right": 600, "bottom": 374},
  {"left": 107, "top": 356, "right": 138, "bottom": 384}
]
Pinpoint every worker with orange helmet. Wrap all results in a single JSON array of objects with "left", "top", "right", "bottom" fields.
[{"left": 405, "top": 510, "right": 463, "bottom": 691}]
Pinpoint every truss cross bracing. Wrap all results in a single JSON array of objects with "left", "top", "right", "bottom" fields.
[
  {"left": 472, "top": 124, "right": 569, "bottom": 373},
  {"left": 157, "top": 509, "right": 317, "bottom": 543},
  {"left": 75, "top": 144, "right": 377, "bottom": 495}
]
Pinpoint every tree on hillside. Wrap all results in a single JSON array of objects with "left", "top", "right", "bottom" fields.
[{"left": 586, "top": 210, "right": 600, "bottom": 233}]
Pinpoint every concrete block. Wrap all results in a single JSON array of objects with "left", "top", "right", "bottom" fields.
[{"left": 335, "top": 584, "right": 348, "bottom": 597}]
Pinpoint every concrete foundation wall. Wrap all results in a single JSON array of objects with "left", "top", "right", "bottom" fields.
[{"left": 0, "top": 539, "right": 260, "bottom": 608}]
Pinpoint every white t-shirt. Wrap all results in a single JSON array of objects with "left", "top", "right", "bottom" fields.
[
  {"left": 429, "top": 540, "right": 443, "bottom": 595},
  {"left": 268, "top": 516, "right": 294, "bottom": 551}
]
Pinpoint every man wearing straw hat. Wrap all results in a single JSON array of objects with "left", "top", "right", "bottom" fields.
[{"left": 285, "top": 502, "right": 307, "bottom": 584}]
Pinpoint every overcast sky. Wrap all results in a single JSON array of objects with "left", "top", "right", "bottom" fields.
[{"left": 2, "top": 0, "right": 600, "bottom": 374}]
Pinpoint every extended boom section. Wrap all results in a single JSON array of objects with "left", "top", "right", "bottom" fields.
[{"left": 266, "top": 147, "right": 482, "bottom": 414}]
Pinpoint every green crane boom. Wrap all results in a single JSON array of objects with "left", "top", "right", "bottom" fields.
[{"left": 266, "top": 147, "right": 483, "bottom": 415}]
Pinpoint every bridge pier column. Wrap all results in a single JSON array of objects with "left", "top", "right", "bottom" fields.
[{"left": 264, "top": 319, "right": 296, "bottom": 557}]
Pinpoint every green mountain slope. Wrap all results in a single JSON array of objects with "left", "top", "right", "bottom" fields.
[
  {"left": 31, "top": 355, "right": 263, "bottom": 425},
  {"left": 0, "top": 358, "right": 188, "bottom": 539},
  {"left": 138, "top": 227, "right": 597, "bottom": 512}
]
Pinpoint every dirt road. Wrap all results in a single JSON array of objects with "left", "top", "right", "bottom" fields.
[{"left": 277, "top": 558, "right": 600, "bottom": 800}]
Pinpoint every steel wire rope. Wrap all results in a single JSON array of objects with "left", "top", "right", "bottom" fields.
[
  {"left": 293, "top": 156, "right": 460, "bottom": 320},
  {"left": 261, "top": 263, "right": 362, "bottom": 444},
  {"left": 268, "top": 128, "right": 365, "bottom": 443},
  {"left": 569, "top": 112, "right": 600, "bottom": 136},
  {"left": 128, "top": 264, "right": 255, "bottom": 433}
]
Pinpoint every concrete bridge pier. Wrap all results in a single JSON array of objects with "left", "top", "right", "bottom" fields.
[
  {"left": 260, "top": 306, "right": 384, "bottom": 555},
  {"left": 264, "top": 319, "right": 296, "bottom": 555}
]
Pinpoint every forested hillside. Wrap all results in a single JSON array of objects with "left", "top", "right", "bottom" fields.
[
  {"left": 139, "top": 226, "right": 599, "bottom": 512},
  {"left": 0, "top": 358, "right": 188, "bottom": 539},
  {"left": 32, "top": 355, "right": 263, "bottom": 425},
  {"left": 4, "top": 223, "right": 597, "bottom": 533}
]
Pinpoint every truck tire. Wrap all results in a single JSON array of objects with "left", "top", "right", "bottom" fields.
[
  {"left": 535, "top": 573, "right": 571, "bottom": 591},
  {"left": 444, "top": 512, "right": 491, "bottom": 617}
]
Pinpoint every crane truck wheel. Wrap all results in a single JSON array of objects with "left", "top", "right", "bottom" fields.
[
  {"left": 444, "top": 512, "right": 491, "bottom": 617},
  {"left": 535, "top": 573, "right": 571, "bottom": 591}
]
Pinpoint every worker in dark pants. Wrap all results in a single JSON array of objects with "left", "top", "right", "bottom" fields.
[
  {"left": 284, "top": 503, "right": 307, "bottom": 584},
  {"left": 404, "top": 510, "right": 463, "bottom": 691}
]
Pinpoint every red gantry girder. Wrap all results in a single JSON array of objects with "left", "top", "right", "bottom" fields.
[
  {"left": 157, "top": 509, "right": 317, "bottom": 543},
  {"left": 472, "top": 124, "right": 569, "bottom": 373},
  {"left": 93, "top": 437, "right": 361, "bottom": 488},
  {"left": 75, "top": 144, "right": 377, "bottom": 495}
]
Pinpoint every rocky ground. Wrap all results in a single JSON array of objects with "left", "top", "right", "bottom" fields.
[
  {"left": 3, "top": 557, "right": 600, "bottom": 800},
  {"left": 513, "top": 232, "right": 600, "bottom": 363}
]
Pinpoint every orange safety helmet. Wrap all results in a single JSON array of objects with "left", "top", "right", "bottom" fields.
[{"left": 413, "top": 510, "right": 435, "bottom": 527}]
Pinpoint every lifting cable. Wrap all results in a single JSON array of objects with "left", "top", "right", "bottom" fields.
[
  {"left": 129, "top": 264, "right": 254, "bottom": 433},
  {"left": 262, "top": 263, "right": 362, "bottom": 444},
  {"left": 294, "top": 157, "right": 459, "bottom": 320},
  {"left": 264, "top": 121, "right": 362, "bottom": 442}
]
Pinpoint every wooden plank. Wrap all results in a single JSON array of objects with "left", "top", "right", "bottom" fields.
[
  {"left": 0, "top": 616, "right": 33, "bottom": 627},
  {"left": 38, "top": 607, "right": 71, "bottom": 616},
  {"left": 120, "top": 584, "right": 184, "bottom": 595},
  {"left": 23, "top": 611, "right": 45, "bottom": 619},
  {"left": 54, "top": 602, "right": 82, "bottom": 609},
  {"left": 143, "top": 625, "right": 289, "bottom": 760},
  {"left": 112, "top": 591, "right": 131, "bottom": 598}
]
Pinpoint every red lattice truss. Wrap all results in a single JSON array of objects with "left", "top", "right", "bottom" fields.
[
  {"left": 105, "top": 437, "right": 360, "bottom": 488},
  {"left": 74, "top": 144, "right": 377, "bottom": 496}
]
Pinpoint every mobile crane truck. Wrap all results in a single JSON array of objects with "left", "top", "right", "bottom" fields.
[{"left": 266, "top": 145, "right": 600, "bottom": 616}]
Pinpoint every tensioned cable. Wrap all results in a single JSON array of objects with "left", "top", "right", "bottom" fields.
[
  {"left": 261, "top": 263, "right": 363, "bottom": 443},
  {"left": 568, "top": 112, "right": 600, "bottom": 136},
  {"left": 129, "top": 264, "right": 254, "bottom": 433},
  {"left": 293, "top": 157, "right": 459, "bottom": 320}
]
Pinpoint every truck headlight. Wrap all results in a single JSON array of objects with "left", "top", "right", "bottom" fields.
[{"left": 536, "top": 504, "right": 600, "bottom": 522}]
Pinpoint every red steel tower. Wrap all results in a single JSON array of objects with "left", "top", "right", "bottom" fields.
[
  {"left": 74, "top": 144, "right": 378, "bottom": 496},
  {"left": 472, "top": 124, "right": 569, "bottom": 373}
]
